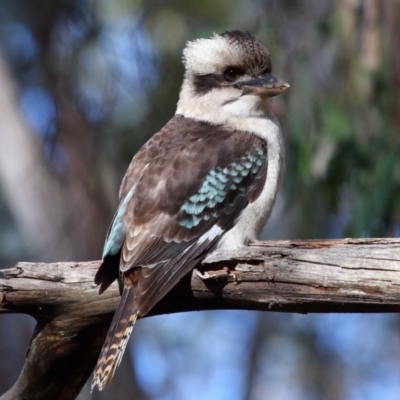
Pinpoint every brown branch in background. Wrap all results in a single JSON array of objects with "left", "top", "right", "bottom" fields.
[{"left": 1, "top": 238, "right": 400, "bottom": 400}]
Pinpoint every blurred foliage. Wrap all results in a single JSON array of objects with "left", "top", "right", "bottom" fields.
[
  {"left": 0, "top": 0, "right": 400, "bottom": 399},
  {"left": 2, "top": 0, "right": 399, "bottom": 243}
]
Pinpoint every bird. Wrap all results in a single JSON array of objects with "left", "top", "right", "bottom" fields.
[{"left": 91, "top": 30, "right": 289, "bottom": 391}]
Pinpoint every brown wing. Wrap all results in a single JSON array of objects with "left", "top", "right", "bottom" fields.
[{"left": 118, "top": 115, "right": 268, "bottom": 315}]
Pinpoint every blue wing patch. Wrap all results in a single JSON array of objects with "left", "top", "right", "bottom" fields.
[
  {"left": 103, "top": 186, "right": 135, "bottom": 257},
  {"left": 179, "top": 147, "right": 265, "bottom": 229}
]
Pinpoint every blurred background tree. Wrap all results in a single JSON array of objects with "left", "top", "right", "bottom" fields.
[{"left": 0, "top": 0, "right": 399, "bottom": 399}]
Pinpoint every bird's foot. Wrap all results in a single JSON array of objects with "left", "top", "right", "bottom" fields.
[
  {"left": 249, "top": 240, "right": 265, "bottom": 247},
  {"left": 195, "top": 267, "right": 236, "bottom": 281}
]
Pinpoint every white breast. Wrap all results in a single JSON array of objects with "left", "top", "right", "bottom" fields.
[{"left": 216, "top": 113, "right": 284, "bottom": 250}]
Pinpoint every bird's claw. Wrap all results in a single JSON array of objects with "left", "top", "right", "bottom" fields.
[
  {"left": 195, "top": 267, "right": 236, "bottom": 281},
  {"left": 250, "top": 240, "right": 265, "bottom": 247}
]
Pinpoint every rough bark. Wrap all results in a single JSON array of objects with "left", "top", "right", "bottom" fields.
[{"left": 1, "top": 238, "right": 400, "bottom": 399}]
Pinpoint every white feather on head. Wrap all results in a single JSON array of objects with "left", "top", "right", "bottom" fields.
[{"left": 183, "top": 33, "right": 244, "bottom": 75}]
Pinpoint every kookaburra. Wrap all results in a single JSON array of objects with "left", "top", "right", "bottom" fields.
[{"left": 92, "top": 30, "right": 289, "bottom": 391}]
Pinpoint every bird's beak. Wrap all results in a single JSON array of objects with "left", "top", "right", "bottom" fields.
[{"left": 238, "top": 73, "right": 290, "bottom": 97}]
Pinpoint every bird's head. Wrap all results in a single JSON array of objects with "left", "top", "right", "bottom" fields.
[{"left": 177, "top": 31, "right": 289, "bottom": 123}]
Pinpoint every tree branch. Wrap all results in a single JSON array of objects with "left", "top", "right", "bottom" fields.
[{"left": 1, "top": 238, "right": 400, "bottom": 399}]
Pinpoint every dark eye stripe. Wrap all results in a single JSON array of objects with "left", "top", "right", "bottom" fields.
[{"left": 193, "top": 74, "right": 224, "bottom": 95}]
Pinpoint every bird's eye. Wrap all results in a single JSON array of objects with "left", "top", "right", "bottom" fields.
[{"left": 224, "top": 67, "right": 241, "bottom": 82}]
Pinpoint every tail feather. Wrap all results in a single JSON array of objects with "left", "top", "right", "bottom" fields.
[{"left": 91, "top": 288, "right": 138, "bottom": 392}]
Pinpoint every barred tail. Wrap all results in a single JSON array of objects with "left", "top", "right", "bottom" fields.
[{"left": 91, "top": 288, "right": 138, "bottom": 391}]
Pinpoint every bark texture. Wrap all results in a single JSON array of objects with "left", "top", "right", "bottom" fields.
[{"left": 1, "top": 238, "right": 400, "bottom": 399}]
